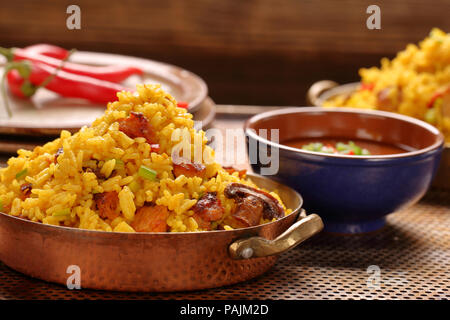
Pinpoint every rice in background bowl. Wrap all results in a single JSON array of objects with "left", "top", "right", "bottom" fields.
[{"left": 325, "top": 28, "right": 450, "bottom": 142}]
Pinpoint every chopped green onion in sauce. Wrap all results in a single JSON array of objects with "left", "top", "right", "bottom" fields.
[
  {"left": 302, "top": 141, "right": 370, "bottom": 155},
  {"left": 138, "top": 165, "right": 157, "bottom": 181}
]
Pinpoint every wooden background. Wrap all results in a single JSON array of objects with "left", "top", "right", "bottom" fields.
[{"left": 0, "top": 0, "right": 449, "bottom": 106}]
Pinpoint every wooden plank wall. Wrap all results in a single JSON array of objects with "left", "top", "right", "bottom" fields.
[{"left": 1, "top": 0, "right": 449, "bottom": 106}]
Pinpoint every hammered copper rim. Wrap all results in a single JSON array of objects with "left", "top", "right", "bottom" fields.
[{"left": 0, "top": 174, "right": 303, "bottom": 238}]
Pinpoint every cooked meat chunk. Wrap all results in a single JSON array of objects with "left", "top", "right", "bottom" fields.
[
  {"left": 228, "top": 195, "right": 264, "bottom": 228},
  {"left": 94, "top": 191, "right": 119, "bottom": 220},
  {"left": 223, "top": 166, "right": 247, "bottom": 178},
  {"left": 192, "top": 192, "right": 224, "bottom": 230},
  {"left": 118, "top": 111, "right": 156, "bottom": 144},
  {"left": 131, "top": 205, "right": 169, "bottom": 232},
  {"left": 20, "top": 183, "right": 32, "bottom": 198},
  {"left": 173, "top": 162, "right": 206, "bottom": 178},
  {"left": 224, "top": 183, "right": 285, "bottom": 228}
]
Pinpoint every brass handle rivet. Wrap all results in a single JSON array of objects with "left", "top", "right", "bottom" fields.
[{"left": 241, "top": 247, "right": 254, "bottom": 259}]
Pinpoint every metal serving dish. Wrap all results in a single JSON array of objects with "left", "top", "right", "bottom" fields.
[
  {"left": 0, "top": 174, "right": 323, "bottom": 292},
  {"left": 307, "top": 80, "right": 450, "bottom": 189}
]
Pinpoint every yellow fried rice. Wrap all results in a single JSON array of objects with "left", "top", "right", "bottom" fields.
[
  {"left": 0, "top": 84, "right": 290, "bottom": 232},
  {"left": 324, "top": 28, "right": 450, "bottom": 142}
]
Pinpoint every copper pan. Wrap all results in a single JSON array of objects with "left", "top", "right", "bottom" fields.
[{"left": 0, "top": 174, "right": 323, "bottom": 292}]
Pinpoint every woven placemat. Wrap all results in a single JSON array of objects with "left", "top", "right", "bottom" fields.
[{"left": 0, "top": 190, "right": 448, "bottom": 300}]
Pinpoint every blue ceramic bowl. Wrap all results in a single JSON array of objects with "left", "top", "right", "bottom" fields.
[{"left": 244, "top": 107, "right": 444, "bottom": 234}]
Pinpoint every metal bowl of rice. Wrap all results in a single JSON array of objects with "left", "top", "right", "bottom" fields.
[{"left": 0, "top": 84, "right": 323, "bottom": 291}]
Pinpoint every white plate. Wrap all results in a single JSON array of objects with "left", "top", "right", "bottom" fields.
[{"left": 0, "top": 51, "right": 208, "bottom": 135}]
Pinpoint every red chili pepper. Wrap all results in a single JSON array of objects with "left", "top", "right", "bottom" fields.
[
  {"left": 8, "top": 48, "right": 143, "bottom": 83},
  {"left": 6, "top": 70, "right": 27, "bottom": 98},
  {"left": 428, "top": 92, "right": 443, "bottom": 108},
  {"left": 360, "top": 83, "right": 375, "bottom": 91},
  {"left": 325, "top": 144, "right": 337, "bottom": 153},
  {"left": 24, "top": 44, "right": 69, "bottom": 60},
  {"left": 427, "top": 86, "right": 450, "bottom": 108},
  {"left": 5, "top": 45, "right": 70, "bottom": 99},
  {"left": 177, "top": 101, "right": 189, "bottom": 109},
  {"left": 26, "top": 62, "right": 128, "bottom": 103},
  {"left": 151, "top": 144, "right": 160, "bottom": 153},
  {"left": 347, "top": 150, "right": 355, "bottom": 155},
  {"left": 7, "top": 69, "right": 43, "bottom": 99}
]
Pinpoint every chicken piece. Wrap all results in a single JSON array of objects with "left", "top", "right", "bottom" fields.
[
  {"left": 118, "top": 112, "right": 156, "bottom": 144},
  {"left": 173, "top": 162, "right": 206, "bottom": 178},
  {"left": 131, "top": 205, "right": 169, "bottom": 232},
  {"left": 94, "top": 191, "right": 119, "bottom": 220},
  {"left": 224, "top": 183, "right": 285, "bottom": 228},
  {"left": 20, "top": 183, "right": 32, "bottom": 199},
  {"left": 226, "top": 195, "right": 264, "bottom": 229},
  {"left": 223, "top": 166, "right": 247, "bottom": 178},
  {"left": 192, "top": 192, "right": 224, "bottom": 230}
]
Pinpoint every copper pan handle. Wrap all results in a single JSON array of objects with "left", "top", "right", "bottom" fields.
[
  {"left": 229, "top": 209, "right": 324, "bottom": 260},
  {"left": 306, "top": 80, "right": 339, "bottom": 106}
]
